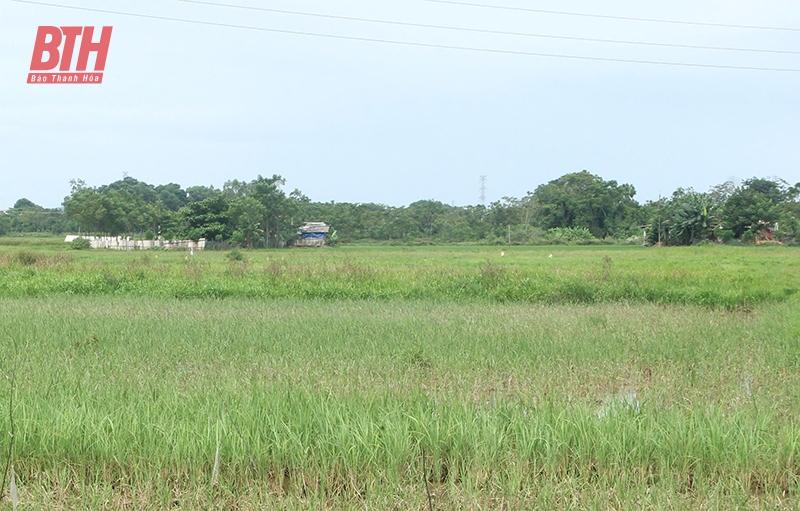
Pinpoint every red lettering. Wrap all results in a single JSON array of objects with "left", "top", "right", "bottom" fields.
[
  {"left": 76, "top": 26, "right": 112, "bottom": 71},
  {"left": 59, "top": 27, "right": 82, "bottom": 71},
  {"left": 30, "top": 26, "right": 62, "bottom": 71}
]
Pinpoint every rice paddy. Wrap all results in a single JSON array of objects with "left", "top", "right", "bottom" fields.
[{"left": 1, "top": 239, "right": 799, "bottom": 509}]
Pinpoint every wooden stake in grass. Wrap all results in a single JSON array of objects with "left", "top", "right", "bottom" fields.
[
  {"left": 10, "top": 465, "right": 18, "bottom": 511},
  {"left": 212, "top": 441, "right": 221, "bottom": 487}
]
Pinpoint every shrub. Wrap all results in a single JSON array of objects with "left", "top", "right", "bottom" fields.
[
  {"left": 326, "top": 229, "right": 339, "bottom": 247},
  {"left": 547, "top": 227, "right": 596, "bottom": 244},
  {"left": 230, "top": 231, "right": 245, "bottom": 247},
  {"left": 13, "top": 250, "right": 41, "bottom": 265},
  {"left": 71, "top": 238, "right": 92, "bottom": 250},
  {"left": 227, "top": 249, "right": 244, "bottom": 261},
  {"left": 716, "top": 230, "right": 735, "bottom": 244}
]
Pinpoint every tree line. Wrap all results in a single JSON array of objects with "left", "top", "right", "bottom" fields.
[{"left": 1, "top": 171, "right": 798, "bottom": 246}]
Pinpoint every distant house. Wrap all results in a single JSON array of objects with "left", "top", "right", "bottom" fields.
[
  {"left": 295, "top": 222, "right": 330, "bottom": 247},
  {"left": 755, "top": 220, "right": 777, "bottom": 243}
]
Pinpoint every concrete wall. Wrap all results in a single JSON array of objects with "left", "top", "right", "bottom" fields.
[
  {"left": 65, "top": 236, "right": 206, "bottom": 251},
  {"left": 294, "top": 238, "right": 325, "bottom": 247}
]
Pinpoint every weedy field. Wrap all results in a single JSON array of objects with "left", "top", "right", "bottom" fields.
[
  {"left": 1, "top": 239, "right": 799, "bottom": 509},
  {"left": 0, "top": 240, "right": 798, "bottom": 307}
]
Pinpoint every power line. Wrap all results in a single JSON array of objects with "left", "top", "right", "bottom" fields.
[
  {"left": 177, "top": 0, "right": 800, "bottom": 56},
  {"left": 424, "top": 0, "right": 800, "bottom": 33},
  {"left": 10, "top": 0, "right": 800, "bottom": 73}
]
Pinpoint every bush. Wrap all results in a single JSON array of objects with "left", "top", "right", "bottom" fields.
[
  {"left": 71, "top": 238, "right": 92, "bottom": 250},
  {"left": 13, "top": 250, "right": 41, "bottom": 265},
  {"left": 741, "top": 231, "right": 757, "bottom": 244},
  {"left": 716, "top": 230, "right": 736, "bottom": 244},
  {"left": 230, "top": 231, "right": 246, "bottom": 247},
  {"left": 547, "top": 227, "right": 597, "bottom": 244},
  {"left": 326, "top": 229, "right": 339, "bottom": 247},
  {"left": 227, "top": 249, "right": 244, "bottom": 261}
]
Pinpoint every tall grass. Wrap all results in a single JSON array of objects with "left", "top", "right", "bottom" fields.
[
  {"left": 2, "top": 296, "right": 800, "bottom": 508},
  {"left": 0, "top": 245, "right": 797, "bottom": 307}
]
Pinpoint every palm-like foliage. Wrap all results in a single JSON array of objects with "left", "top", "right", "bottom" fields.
[{"left": 669, "top": 191, "right": 720, "bottom": 245}]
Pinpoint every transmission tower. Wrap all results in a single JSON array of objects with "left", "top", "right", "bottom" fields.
[{"left": 479, "top": 175, "right": 487, "bottom": 205}]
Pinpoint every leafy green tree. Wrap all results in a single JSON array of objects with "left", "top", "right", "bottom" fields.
[
  {"left": 407, "top": 200, "right": 449, "bottom": 238},
  {"left": 724, "top": 178, "right": 791, "bottom": 238},
  {"left": 228, "top": 196, "right": 267, "bottom": 247},
  {"left": 155, "top": 183, "right": 189, "bottom": 211},
  {"left": 708, "top": 180, "right": 737, "bottom": 209},
  {"left": 0, "top": 213, "right": 10, "bottom": 236},
  {"left": 641, "top": 198, "right": 671, "bottom": 245},
  {"left": 222, "top": 179, "right": 253, "bottom": 198},
  {"left": 385, "top": 208, "right": 416, "bottom": 242},
  {"left": 7, "top": 198, "right": 75, "bottom": 234},
  {"left": 487, "top": 197, "right": 523, "bottom": 238},
  {"left": 53, "top": 172, "right": 800, "bottom": 247},
  {"left": 251, "top": 175, "right": 298, "bottom": 244},
  {"left": 436, "top": 206, "right": 480, "bottom": 242},
  {"left": 13, "top": 198, "right": 38, "bottom": 209},
  {"left": 64, "top": 179, "right": 147, "bottom": 236},
  {"left": 530, "top": 171, "right": 639, "bottom": 238},
  {"left": 107, "top": 188, "right": 157, "bottom": 235},
  {"left": 778, "top": 183, "right": 800, "bottom": 238},
  {"left": 98, "top": 177, "right": 158, "bottom": 204},
  {"left": 186, "top": 185, "right": 221, "bottom": 203},
  {"left": 181, "top": 194, "right": 232, "bottom": 241},
  {"left": 668, "top": 190, "right": 720, "bottom": 245},
  {"left": 64, "top": 188, "right": 107, "bottom": 234}
]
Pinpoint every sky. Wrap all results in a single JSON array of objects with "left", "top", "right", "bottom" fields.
[{"left": 1, "top": 0, "right": 799, "bottom": 210}]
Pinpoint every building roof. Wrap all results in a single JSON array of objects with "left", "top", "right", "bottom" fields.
[{"left": 299, "top": 222, "right": 330, "bottom": 234}]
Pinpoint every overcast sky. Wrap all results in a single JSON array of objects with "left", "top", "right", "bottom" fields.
[{"left": 1, "top": 0, "right": 799, "bottom": 209}]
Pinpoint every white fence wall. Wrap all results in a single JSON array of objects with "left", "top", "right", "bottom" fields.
[{"left": 65, "top": 236, "right": 206, "bottom": 251}]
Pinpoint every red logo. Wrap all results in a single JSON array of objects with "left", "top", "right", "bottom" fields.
[{"left": 28, "top": 26, "right": 113, "bottom": 84}]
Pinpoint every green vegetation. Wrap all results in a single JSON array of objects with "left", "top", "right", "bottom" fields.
[
  {"left": 0, "top": 243, "right": 797, "bottom": 308},
  {"left": 0, "top": 198, "right": 76, "bottom": 235},
  {"left": 1, "top": 243, "right": 800, "bottom": 509},
  {"left": 4, "top": 172, "right": 798, "bottom": 247},
  {"left": 69, "top": 237, "right": 91, "bottom": 251}
]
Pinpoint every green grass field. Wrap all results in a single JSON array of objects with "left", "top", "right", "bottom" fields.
[
  {"left": 1, "top": 240, "right": 798, "bottom": 307},
  {"left": 1, "top": 238, "right": 799, "bottom": 509}
]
